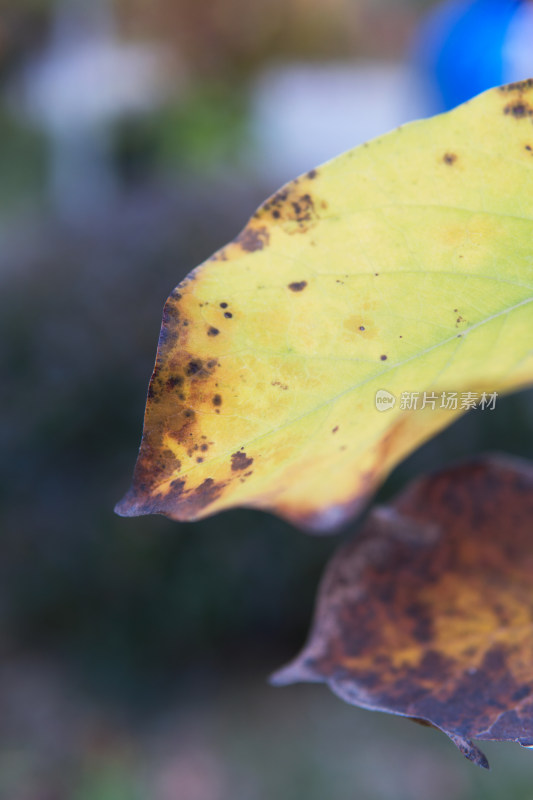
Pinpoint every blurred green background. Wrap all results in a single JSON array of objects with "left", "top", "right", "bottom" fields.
[{"left": 1, "top": 0, "right": 533, "bottom": 797}]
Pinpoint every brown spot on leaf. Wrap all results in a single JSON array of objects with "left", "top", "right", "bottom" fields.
[
  {"left": 235, "top": 225, "right": 270, "bottom": 252},
  {"left": 209, "top": 249, "right": 228, "bottom": 262},
  {"left": 257, "top": 176, "right": 323, "bottom": 233},
  {"left": 212, "top": 394, "right": 222, "bottom": 406},
  {"left": 113, "top": 279, "right": 228, "bottom": 520},
  {"left": 207, "top": 327, "right": 220, "bottom": 337},
  {"left": 166, "top": 376, "right": 184, "bottom": 391},
  {"left": 178, "top": 478, "right": 227, "bottom": 516},
  {"left": 231, "top": 451, "right": 254, "bottom": 471},
  {"left": 504, "top": 100, "right": 533, "bottom": 118},
  {"left": 186, "top": 359, "right": 203, "bottom": 376},
  {"left": 288, "top": 281, "right": 307, "bottom": 292},
  {"left": 500, "top": 78, "right": 533, "bottom": 93},
  {"left": 443, "top": 152, "right": 457, "bottom": 165}
]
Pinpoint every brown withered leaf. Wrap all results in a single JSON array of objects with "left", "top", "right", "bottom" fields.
[{"left": 271, "top": 455, "right": 533, "bottom": 768}]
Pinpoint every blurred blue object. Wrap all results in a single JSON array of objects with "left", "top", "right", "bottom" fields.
[{"left": 415, "top": 0, "right": 533, "bottom": 110}]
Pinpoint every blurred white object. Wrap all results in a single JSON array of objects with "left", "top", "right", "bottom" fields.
[
  {"left": 250, "top": 61, "right": 430, "bottom": 185},
  {"left": 503, "top": 1, "right": 533, "bottom": 82},
  {"left": 10, "top": 0, "right": 175, "bottom": 216},
  {"left": 21, "top": 34, "right": 172, "bottom": 132}
]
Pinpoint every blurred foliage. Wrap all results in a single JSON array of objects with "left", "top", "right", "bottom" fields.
[
  {"left": 148, "top": 83, "right": 250, "bottom": 174},
  {"left": 0, "top": 0, "right": 435, "bottom": 81},
  {"left": 0, "top": 108, "right": 46, "bottom": 212},
  {"left": 117, "top": 0, "right": 426, "bottom": 74},
  {"left": 0, "top": 177, "right": 338, "bottom": 703}
]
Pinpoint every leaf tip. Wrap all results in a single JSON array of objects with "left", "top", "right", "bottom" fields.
[
  {"left": 269, "top": 657, "right": 319, "bottom": 687},
  {"left": 447, "top": 733, "right": 490, "bottom": 770},
  {"left": 114, "top": 487, "right": 149, "bottom": 518}
]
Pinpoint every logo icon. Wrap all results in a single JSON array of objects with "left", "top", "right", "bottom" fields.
[{"left": 375, "top": 390, "right": 396, "bottom": 411}]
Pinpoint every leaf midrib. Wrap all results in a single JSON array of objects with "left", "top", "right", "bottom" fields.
[{"left": 169, "top": 293, "right": 533, "bottom": 484}]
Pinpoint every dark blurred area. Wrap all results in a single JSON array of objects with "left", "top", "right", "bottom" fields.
[{"left": 1, "top": 0, "right": 533, "bottom": 797}]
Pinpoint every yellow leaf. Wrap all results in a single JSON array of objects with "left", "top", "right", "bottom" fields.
[{"left": 116, "top": 79, "right": 533, "bottom": 531}]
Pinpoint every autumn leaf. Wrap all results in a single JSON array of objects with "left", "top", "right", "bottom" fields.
[
  {"left": 271, "top": 456, "right": 533, "bottom": 769},
  {"left": 116, "top": 79, "right": 533, "bottom": 531}
]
